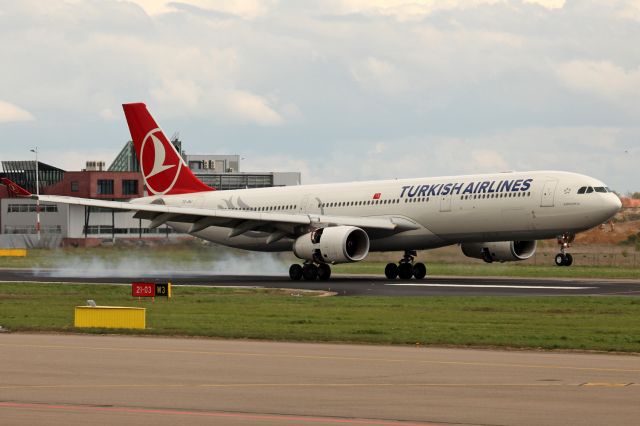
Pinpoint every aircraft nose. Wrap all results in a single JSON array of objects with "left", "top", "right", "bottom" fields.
[{"left": 608, "top": 195, "right": 622, "bottom": 216}]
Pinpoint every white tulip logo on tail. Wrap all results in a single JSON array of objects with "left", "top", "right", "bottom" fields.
[{"left": 140, "top": 128, "right": 182, "bottom": 195}]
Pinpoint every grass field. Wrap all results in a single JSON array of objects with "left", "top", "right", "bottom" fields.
[{"left": 1, "top": 282, "right": 639, "bottom": 352}]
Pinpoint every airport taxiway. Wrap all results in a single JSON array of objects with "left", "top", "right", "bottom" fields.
[
  {"left": 1, "top": 333, "right": 639, "bottom": 426},
  {"left": 1, "top": 268, "right": 639, "bottom": 296}
]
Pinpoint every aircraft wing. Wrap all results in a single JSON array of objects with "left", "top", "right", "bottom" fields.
[
  {"left": 34, "top": 194, "right": 418, "bottom": 235},
  {"left": 1, "top": 178, "right": 418, "bottom": 236}
]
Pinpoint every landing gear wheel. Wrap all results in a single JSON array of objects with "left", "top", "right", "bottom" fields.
[
  {"left": 302, "top": 264, "right": 318, "bottom": 281},
  {"left": 317, "top": 264, "right": 332, "bottom": 281},
  {"left": 289, "top": 264, "right": 303, "bottom": 280},
  {"left": 555, "top": 233, "right": 575, "bottom": 267},
  {"left": 398, "top": 263, "right": 413, "bottom": 280},
  {"left": 555, "top": 253, "right": 566, "bottom": 267},
  {"left": 385, "top": 263, "right": 398, "bottom": 279},
  {"left": 412, "top": 262, "right": 427, "bottom": 279},
  {"left": 564, "top": 253, "right": 573, "bottom": 266}
]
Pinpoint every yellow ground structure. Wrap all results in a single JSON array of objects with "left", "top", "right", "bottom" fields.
[
  {"left": 0, "top": 249, "right": 27, "bottom": 257},
  {"left": 74, "top": 306, "right": 146, "bottom": 329}
]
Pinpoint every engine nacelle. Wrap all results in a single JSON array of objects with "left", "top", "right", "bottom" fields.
[
  {"left": 461, "top": 240, "right": 537, "bottom": 263},
  {"left": 293, "top": 226, "right": 370, "bottom": 264}
]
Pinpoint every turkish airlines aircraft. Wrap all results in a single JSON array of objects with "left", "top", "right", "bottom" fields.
[{"left": 3, "top": 103, "right": 622, "bottom": 280}]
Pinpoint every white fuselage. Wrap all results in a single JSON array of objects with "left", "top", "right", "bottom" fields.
[{"left": 137, "top": 171, "right": 621, "bottom": 253}]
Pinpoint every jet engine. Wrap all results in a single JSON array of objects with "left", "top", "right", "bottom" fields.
[
  {"left": 293, "top": 226, "right": 370, "bottom": 264},
  {"left": 461, "top": 240, "right": 537, "bottom": 263}
]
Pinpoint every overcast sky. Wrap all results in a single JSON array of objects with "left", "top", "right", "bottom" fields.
[{"left": 0, "top": 0, "right": 638, "bottom": 192}]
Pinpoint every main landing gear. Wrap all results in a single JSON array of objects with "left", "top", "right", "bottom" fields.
[
  {"left": 289, "top": 262, "right": 332, "bottom": 281},
  {"left": 554, "top": 233, "right": 575, "bottom": 267},
  {"left": 384, "top": 250, "right": 427, "bottom": 280}
]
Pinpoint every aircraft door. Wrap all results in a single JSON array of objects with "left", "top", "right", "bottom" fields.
[
  {"left": 540, "top": 180, "right": 558, "bottom": 207},
  {"left": 299, "top": 195, "right": 320, "bottom": 214},
  {"left": 299, "top": 195, "right": 309, "bottom": 213},
  {"left": 439, "top": 193, "right": 452, "bottom": 212}
]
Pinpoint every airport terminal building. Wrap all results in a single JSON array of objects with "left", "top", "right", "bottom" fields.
[{"left": 0, "top": 139, "right": 300, "bottom": 247}]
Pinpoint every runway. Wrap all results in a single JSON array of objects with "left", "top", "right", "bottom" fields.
[
  {"left": 1, "top": 268, "right": 639, "bottom": 296},
  {"left": 1, "top": 334, "right": 638, "bottom": 426}
]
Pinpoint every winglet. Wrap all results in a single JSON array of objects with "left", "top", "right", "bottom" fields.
[{"left": 1, "top": 178, "right": 33, "bottom": 198}]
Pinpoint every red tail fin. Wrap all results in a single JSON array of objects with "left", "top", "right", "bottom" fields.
[
  {"left": 122, "top": 103, "right": 214, "bottom": 195},
  {"left": 1, "top": 178, "right": 32, "bottom": 197}
]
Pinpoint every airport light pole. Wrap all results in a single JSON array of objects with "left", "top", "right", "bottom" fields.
[{"left": 30, "top": 147, "right": 40, "bottom": 241}]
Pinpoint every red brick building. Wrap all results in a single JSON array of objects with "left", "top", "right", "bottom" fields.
[{"left": 43, "top": 171, "right": 143, "bottom": 199}]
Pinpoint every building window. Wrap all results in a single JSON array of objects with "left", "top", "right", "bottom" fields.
[
  {"left": 122, "top": 179, "right": 138, "bottom": 195},
  {"left": 7, "top": 203, "right": 58, "bottom": 213},
  {"left": 71, "top": 181, "right": 79, "bottom": 192},
  {"left": 97, "top": 179, "right": 114, "bottom": 195},
  {"left": 4, "top": 225, "right": 61, "bottom": 234}
]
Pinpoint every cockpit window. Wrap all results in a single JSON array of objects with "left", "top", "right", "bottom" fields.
[{"left": 578, "top": 186, "right": 610, "bottom": 194}]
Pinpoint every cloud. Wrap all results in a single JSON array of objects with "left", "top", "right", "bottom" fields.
[
  {"left": 470, "top": 150, "right": 509, "bottom": 172},
  {"left": 151, "top": 78, "right": 202, "bottom": 111},
  {"left": 225, "top": 90, "right": 284, "bottom": 126},
  {"left": 350, "top": 57, "right": 408, "bottom": 95},
  {"left": 524, "top": 0, "right": 566, "bottom": 9},
  {"left": 327, "top": 0, "right": 505, "bottom": 21},
  {"left": 36, "top": 148, "right": 120, "bottom": 172},
  {"left": 556, "top": 60, "right": 640, "bottom": 101},
  {"left": 99, "top": 108, "right": 117, "bottom": 121},
  {"left": 242, "top": 125, "right": 639, "bottom": 194},
  {"left": 133, "top": 0, "right": 275, "bottom": 18},
  {"left": 0, "top": 100, "right": 35, "bottom": 123},
  {"left": 1, "top": 0, "right": 640, "bottom": 194}
]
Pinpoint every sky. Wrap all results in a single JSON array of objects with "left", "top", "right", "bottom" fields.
[{"left": 0, "top": 0, "right": 638, "bottom": 193}]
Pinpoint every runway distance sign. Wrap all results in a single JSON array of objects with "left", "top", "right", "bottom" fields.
[{"left": 132, "top": 282, "right": 155, "bottom": 297}]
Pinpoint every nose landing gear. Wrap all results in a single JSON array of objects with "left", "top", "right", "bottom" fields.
[
  {"left": 555, "top": 233, "right": 575, "bottom": 266},
  {"left": 385, "top": 250, "right": 427, "bottom": 280}
]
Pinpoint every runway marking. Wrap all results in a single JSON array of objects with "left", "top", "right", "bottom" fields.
[
  {"left": 1, "top": 382, "right": 638, "bottom": 391},
  {"left": 580, "top": 382, "right": 633, "bottom": 388},
  {"left": 385, "top": 283, "right": 596, "bottom": 290},
  {"left": 0, "top": 402, "right": 441, "bottom": 425},
  {"left": 0, "top": 280, "right": 127, "bottom": 285},
  {"left": 2, "top": 343, "right": 640, "bottom": 373}
]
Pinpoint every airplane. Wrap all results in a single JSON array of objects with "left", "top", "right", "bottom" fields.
[{"left": 1, "top": 103, "right": 622, "bottom": 280}]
